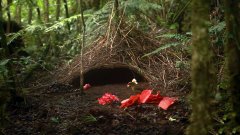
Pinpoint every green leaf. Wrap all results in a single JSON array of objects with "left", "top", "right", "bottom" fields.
[
  {"left": 50, "top": 117, "right": 60, "bottom": 123},
  {"left": 82, "top": 114, "right": 97, "bottom": 123},
  {"left": 209, "top": 21, "right": 226, "bottom": 33},
  {"left": 0, "top": 59, "right": 10, "bottom": 66},
  {"left": 142, "top": 43, "right": 181, "bottom": 57}
]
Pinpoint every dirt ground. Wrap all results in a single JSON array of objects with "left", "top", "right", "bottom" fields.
[{"left": 4, "top": 82, "right": 190, "bottom": 135}]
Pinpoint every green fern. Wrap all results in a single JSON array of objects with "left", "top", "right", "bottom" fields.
[
  {"left": 142, "top": 42, "right": 181, "bottom": 57},
  {"left": 82, "top": 114, "right": 97, "bottom": 123},
  {"left": 45, "top": 13, "right": 92, "bottom": 33},
  {"left": 209, "top": 21, "right": 226, "bottom": 34},
  {"left": 122, "top": 0, "right": 162, "bottom": 14},
  {"left": 6, "top": 24, "right": 46, "bottom": 45},
  {"left": 156, "top": 33, "right": 190, "bottom": 42},
  {"left": 143, "top": 33, "right": 190, "bottom": 57}
]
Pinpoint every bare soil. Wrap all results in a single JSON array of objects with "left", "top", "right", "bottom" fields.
[{"left": 4, "top": 83, "right": 189, "bottom": 135}]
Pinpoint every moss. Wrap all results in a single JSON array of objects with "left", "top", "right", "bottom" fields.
[{"left": 186, "top": 0, "right": 215, "bottom": 135}]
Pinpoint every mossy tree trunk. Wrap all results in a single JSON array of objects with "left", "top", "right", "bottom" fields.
[
  {"left": 43, "top": 0, "right": 49, "bottom": 23},
  {"left": 186, "top": 0, "right": 214, "bottom": 135},
  {"left": 224, "top": 0, "right": 240, "bottom": 125},
  {"left": 14, "top": 2, "right": 22, "bottom": 24}
]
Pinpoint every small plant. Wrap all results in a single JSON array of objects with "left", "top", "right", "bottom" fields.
[{"left": 82, "top": 114, "right": 97, "bottom": 123}]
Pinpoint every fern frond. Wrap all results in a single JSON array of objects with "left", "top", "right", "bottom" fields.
[
  {"left": 156, "top": 33, "right": 190, "bottom": 42},
  {"left": 6, "top": 24, "right": 46, "bottom": 45},
  {"left": 122, "top": 0, "right": 162, "bottom": 14},
  {"left": 25, "top": 24, "right": 46, "bottom": 33},
  {"left": 209, "top": 21, "right": 226, "bottom": 34},
  {"left": 45, "top": 13, "right": 92, "bottom": 33},
  {"left": 7, "top": 31, "right": 23, "bottom": 45},
  {"left": 142, "top": 42, "right": 181, "bottom": 57}
]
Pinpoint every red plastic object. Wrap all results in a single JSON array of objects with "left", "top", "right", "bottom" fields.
[
  {"left": 139, "top": 90, "right": 152, "bottom": 103},
  {"left": 120, "top": 89, "right": 177, "bottom": 110},
  {"left": 98, "top": 93, "right": 119, "bottom": 105},
  {"left": 83, "top": 84, "right": 91, "bottom": 90},
  {"left": 146, "top": 91, "right": 163, "bottom": 104},
  {"left": 158, "top": 97, "right": 177, "bottom": 110},
  {"left": 120, "top": 94, "right": 140, "bottom": 108}
]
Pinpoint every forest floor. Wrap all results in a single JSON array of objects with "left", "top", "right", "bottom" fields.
[{"left": 4, "top": 82, "right": 190, "bottom": 135}]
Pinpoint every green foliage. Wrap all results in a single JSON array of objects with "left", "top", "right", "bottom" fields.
[
  {"left": 120, "top": 0, "right": 162, "bottom": 30},
  {"left": 122, "top": 0, "right": 162, "bottom": 14},
  {"left": 50, "top": 116, "right": 60, "bottom": 123},
  {"left": 0, "top": 59, "right": 10, "bottom": 84},
  {"left": 82, "top": 114, "right": 97, "bottom": 123},
  {"left": 84, "top": 1, "right": 113, "bottom": 44},
  {"left": 209, "top": 21, "right": 226, "bottom": 46},
  {"left": 209, "top": 21, "right": 226, "bottom": 33},
  {"left": 143, "top": 43, "right": 181, "bottom": 57},
  {"left": 157, "top": 33, "right": 190, "bottom": 42},
  {"left": 143, "top": 33, "right": 190, "bottom": 57}
]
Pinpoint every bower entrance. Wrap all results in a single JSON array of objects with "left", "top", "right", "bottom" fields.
[{"left": 71, "top": 67, "right": 146, "bottom": 87}]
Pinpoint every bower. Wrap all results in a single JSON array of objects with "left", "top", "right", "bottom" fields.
[{"left": 71, "top": 66, "right": 146, "bottom": 87}]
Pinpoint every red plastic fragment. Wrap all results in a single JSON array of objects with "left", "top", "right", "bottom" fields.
[
  {"left": 98, "top": 93, "right": 119, "bottom": 105},
  {"left": 83, "top": 84, "right": 91, "bottom": 90},
  {"left": 146, "top": 91, "right": 163, "bottom": 104},
  {"left": 120, "top": 94, "right": 140, "bottom": 108},
  {"left": 139, "top": 90, "right": 152, "bottom": 103},
  {"left": 158, "top": 97, "right": 177, "bottom": 110}
]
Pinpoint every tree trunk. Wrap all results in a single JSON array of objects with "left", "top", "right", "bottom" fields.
[
  {"left": 79, "top": 0, "right": 85, "bottom": 94},
  {"left": 186, "top": 0, "right": 214, "bottom": 135},
  {"left": 76, "top": 0, "right": 81, "bottom": 14},
  {"left": 76, "top": 0, "right": 81, "bottom": 31},
  {"left": 35, "top": 3, "right": 41, "bottom": 22},
  {"left": 114, "top": 0, "right": 120, "bottom": 35},
  {"left": 114, "top": 0, "right": 119, "bottom": 21},
  {"left": 63, "top": 0, "right": 70, "bottom": 30},
  {"left": 63, "top": 0, "right": 69, "bottom": 18},
  {"left": 56, "top": 0, "right": 61, "bottom": 21},
  {"left": 224, "top": 0, "right": 240, "bottom": 125},
  {"left": 28, "top": 6, "right": 33, "bottom": 24},
  {"left": 15, "top": 4, "right": 22, "bottom": 24},
  {"left": 43, "top": 0, "right": 49, "bottom": 23},
  {"left": 6, "top": 0, "right": 11, "bottom": 33}
]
